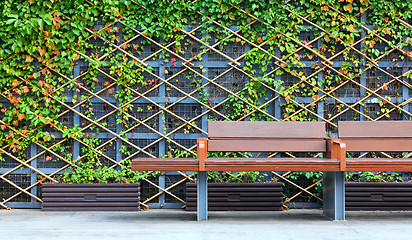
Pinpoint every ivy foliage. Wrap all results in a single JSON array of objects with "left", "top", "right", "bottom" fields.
[{"left": 1, "top": 0, "right": 412, "bottom": 182}]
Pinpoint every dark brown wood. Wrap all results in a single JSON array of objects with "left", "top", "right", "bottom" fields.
[
  {"left": 339, "top": 121, "right": 412, "bottom": 138},
  {"left": 208, "top": 121, "right": 326, "bottom": 139},
  {"left": 186, "top": 182, "right": 283, "bottom": 211},
  {"left": 41, "top": 183, "right": 140, "bottom": 211},
  {"left": 340, "top": 138, "right": 412, "bottom": 152},
  {"left": 345, "top": 182, "right": 412, "bottom": 211},
  {"left": 208, "top": 139, "right": 326, "bottom": 152}
]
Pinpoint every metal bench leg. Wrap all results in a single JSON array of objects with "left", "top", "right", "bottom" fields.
[
  {"left": 197, "top": 171, "right": 208, "bottom": 221},
  {"left": 323, "top": 172, "right": 345, "bottom": 220}
]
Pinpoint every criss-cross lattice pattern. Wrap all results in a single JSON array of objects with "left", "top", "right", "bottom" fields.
[{"left": 1, "top": 1, "right": 412, "bottom": 210}]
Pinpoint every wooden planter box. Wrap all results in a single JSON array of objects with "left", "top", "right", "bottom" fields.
[
  {"left": 41, "top": 183, "right": 140, "bottom": 211},
  {"left": 186, "top": 182, "right": 283, "bottom": 211},
  {"left": 346, "top": 182, "right": 412, "bottom": 211}
]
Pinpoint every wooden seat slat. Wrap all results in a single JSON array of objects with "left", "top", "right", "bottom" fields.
[
  {"left": 338, "top": 121, "right": 412, "bottom": 138},
  {"left": 208, "top": 139, "right": 326, "bottom": 152},
  {"left": 131, "top": 158, "right": 198, "bottom": 171},
  {"left": 204, "top": 157, "right": 340, "bottom": 171},
  {"left": 208, "top": 121, "right": 325, "bottom": 139}
]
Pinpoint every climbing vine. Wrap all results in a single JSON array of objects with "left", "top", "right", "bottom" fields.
[{"left": 1, "top": 0, "right": 412, "bottom": 185}]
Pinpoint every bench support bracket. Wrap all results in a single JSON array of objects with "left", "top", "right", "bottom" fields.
[
  {"left": 197, "top": 171, "right": 208, "bottom": 221},
  {"left": 323, "top": 172, "right": 345, "bottom": 221}
]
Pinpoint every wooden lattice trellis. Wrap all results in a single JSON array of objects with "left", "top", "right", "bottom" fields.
[{"left": 1, "top": 0, "right": 412, "bottom": 210}]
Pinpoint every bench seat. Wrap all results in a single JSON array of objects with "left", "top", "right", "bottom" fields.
[
  {"left": 131, "top": 158, "right": 198, "bottom": 171},
  {"left": 204, "top": 158, "right": 341, "bottom": 171},
  {"left": 346, "top": 158, "right": 412, "bottom": 172}
]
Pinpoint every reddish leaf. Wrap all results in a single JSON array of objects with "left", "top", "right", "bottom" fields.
[
  {"left": 13, "top": 120, "right": 18, "bottom": 126},
  {"left": 22, "top": 86, "right": 29, "bottom": 93},
  {"left": 1, "top": 124, "right": 6, "bottom": 130},
  {"left": 12, "top": 81, "right": 19, "bottom": 87},
  {"left": 46, "top": 156, "right": 52, "bottom": 161},
  {"left": 25, "top": 55, "right": 33, "bottom": 63},
  {"left": 41, "top": 69, "right": 46, "bottom": 75},
  {"left": 92, "top": 77, "right": 98, "bottom": 82},
  {"left": 18, "top": 113, "right": 25, "bottom": 120},
  {"left": 10, "top": 97, "right": 19, "bottom": 104},
  {"left": 285, "top": 95, "right": 291, "bottom": 102},
  {"left": 348, "top": 24, "right": 355, "bottom": 33},
  {"left": 346, "top": 4, "right": 353, "bottom": 12},
  {"left": 257, "top": 37, "right": 263, "bottom": 43},
  {"left": 39, "top": 80, "right": 45, "bottom": 87},
  {"left": 321, "top": 6, "right": 329, "bottom": 11}
]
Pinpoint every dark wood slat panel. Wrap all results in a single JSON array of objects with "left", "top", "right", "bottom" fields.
[
  {"left": 346, "top": 182, "right": 412, "bottom": 187},
  {"left": 208, "top": 121, "right": 325, "bottom": 138},
  {"left": 193, "top": 182, "right": 283, "bottom": 187},
  {"left": 346, "top": 207, "right": 412, "bottom": 211},
  {"left": 186, "top": 197, "right": 283, "bottom": 202},
  {"left": 346, "top": 197, "right": 412, "bottom": 202},
  {"left": 42, "top": 207, "right": 140, "bottom": 211},
  {"left": 342, "top": 139, "right": 412, "bottom": 152},
  {"left": 186, "top": 202, "right": 282, "bottom": 207},
  {"left": 42, "top": 198, "right": 140, "bottom": 202},
  {"left": 345, "top": 187, "right": 412, "bottom": 192},
  {"left": 338, "top": 121, "right": 412, "bottom": 138},
  {"left": 42, "top": 202, "right": 140, "bottom": 207},
  {"left": 346, "top": 192, "right": 412, "bottom": 197},
  {"left": 190, "top": 187, "right": 283, "bottom": 192},
  {"left": 346, "top": 202, "right": 412, "bottom": 207},
  {"left": 42, "top": 192, "right": 140, "bottom": 198},
  {"left": 42, "top": 183, "right": 140, "bottom": 188},
  {"left": 208, "top": 139, "right": 326, "bottom": 152},
  {"left": 42, "top": 187, "right": 140, "bottom": 193},
  {"left": 186, "top": 192, "right": 283, "bottom": 197}
]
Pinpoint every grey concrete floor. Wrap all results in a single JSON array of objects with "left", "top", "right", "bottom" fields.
[{"left": 1, "top": 209, "right": 412, "bottom": 240}]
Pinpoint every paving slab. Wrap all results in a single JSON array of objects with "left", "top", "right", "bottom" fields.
[{"left": 1, "top": 209, "right": 412, "bottom": 240}]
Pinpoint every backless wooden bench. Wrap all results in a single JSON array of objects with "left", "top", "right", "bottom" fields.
[{"left": 132, "top": 121, "right": 346, "bottom": 221}]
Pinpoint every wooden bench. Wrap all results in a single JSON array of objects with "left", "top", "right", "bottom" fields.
[
  {"left": 338, "top": 121, "right": 412, "bottom": 217},
  {"left": 132, "top": 121, "right": 346, "bottom": 220},
  {"left": 339, "top": 121, "right": 412, "bottom": 172}
]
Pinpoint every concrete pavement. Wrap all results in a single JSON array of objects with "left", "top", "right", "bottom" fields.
[{"left": 1, "top": 209, "right": 412, "bottom": 240}]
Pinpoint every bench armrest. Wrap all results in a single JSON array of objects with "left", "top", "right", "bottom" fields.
[
  {"left": 327, "top": 139, "right": 347, "bottom": 171},
  {"left": 197, "top": 138, "right": 208, "bottom": 171}
]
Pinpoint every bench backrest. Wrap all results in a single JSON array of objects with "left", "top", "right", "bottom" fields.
[
  {"left": 207, "top": 121, "right": 327, "bottom": 152},
  {"left": 338, "top": 121, "right": 412, "bottom": 152}
]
